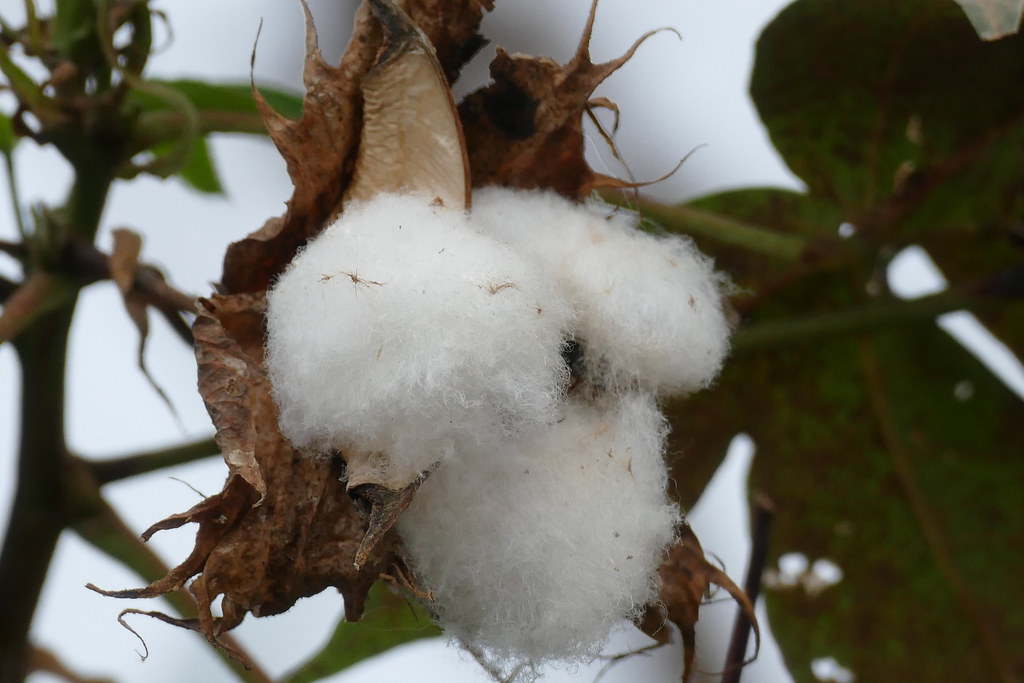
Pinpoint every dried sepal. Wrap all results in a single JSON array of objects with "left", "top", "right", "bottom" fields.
[
  {"left": 459, "top": 0, "right": 665, "bottom": 197},
  {"left": 224, "top": 1, "right": 375, "bottom": 294},
  {"left": 86, "top": 475, "right": 255, "bottom": 601},
  {"left": 94, "top": 293, "right": 407, "bottom": 647},
  {"left": 350, "top": 470, "right": 432, "bottom": 570},
  {"left": 345, "top": 0, "right": 470, "bottom": 209},
  {"left": 638, "top": 523, "right": 761, "bottom": 682},
  {"left": 109, "top": 229, "right": 142, "bottom": 294},
  {"left": 224, "top": 0, "right": 490, "bottom": 293},
  {"left": 194, "top": 298, "right": 264, "bottom": 501}
]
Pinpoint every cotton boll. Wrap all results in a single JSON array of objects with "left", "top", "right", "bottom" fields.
[
  {"left": 472, "top": 187, "right": 731, "bottom": 395},
  {"left": 397, "top": 392, "right": 679, "bottom": 673},
  {"left": 265, "top": 193, "right": 573, "bottom": 489}
]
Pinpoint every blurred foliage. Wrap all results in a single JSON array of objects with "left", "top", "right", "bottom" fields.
[
  {"left": 662, "top": 0, "right": 1024, "bottom": 681},
  {"left": 283, "top": 583, "right": 440, "bottom": 683}
]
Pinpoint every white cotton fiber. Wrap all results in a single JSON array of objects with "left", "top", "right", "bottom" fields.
[
  {"left": 397, "top": 392, "right": 679, "bottom": 673},
  {"left": 472, "top": 188, "right": 731, "bottom": 395},
  {"left": 265, "top": 194, "right": 573, "bottom": 488}
]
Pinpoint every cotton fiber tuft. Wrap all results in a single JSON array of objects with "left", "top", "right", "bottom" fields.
[
  {"left": 473, "top": 187, "right": 731, "bottom": 395},
  {"left": 264, "top": 187, "right": 733, "bottom": 676},
  {"left": 265, "top": 193, "right": 573, "bottom": 489},
  {"left": 397, "top": 392, "right": 679, "bottom": 672}
]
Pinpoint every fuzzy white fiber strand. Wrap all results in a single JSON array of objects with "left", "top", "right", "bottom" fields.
[
  {"left": 473, "top": 188, "right": 731, "bottom": 395},
  {"left": 265, "top": 194, "right": 573, "bottom": 488},
  {"left": 397, "top": 392, "right": 679, "bottom": 670}
]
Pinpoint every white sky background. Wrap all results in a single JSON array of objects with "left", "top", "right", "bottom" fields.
[{"left": 9, "top": 1, "right": 1020, "bottom": 682}]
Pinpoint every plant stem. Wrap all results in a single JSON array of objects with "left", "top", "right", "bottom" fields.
[
  {"left": 722, "top": 494, "right": 774, "bottom": 683},
  {"left": 603, "top": 194, "right": 809, "bottom": 261},
  {"left": 0, "top": 299, "right": 77, "bottom": 682},
  {"left": 731, "top": 289, "right": 971, "bottom": 354},
  {"left": 22, "top": 0, "right": 42, "bottom": 55},
  {"left": 0, "top": 149, "right": 116, "bottom": 682},
  {"left": 85, "top": 437, "right": 219, "bottom": 484},
  {"left": 3, "top": 152, "right": 26, "bottom": 241}
]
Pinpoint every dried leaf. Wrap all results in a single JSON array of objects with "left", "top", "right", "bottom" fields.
[
  {"left": 640, "top": 523, "right": 759, "bottom": 682},
  {"left": 194, "top": 298, "right": 264, "bottom": 502},
  {"left": 345, "top": 0, "right": 470, "bottom": 209},
  {"left": 108, "top": 228, "right": 181, "bottom": 419},
  {"left": 459, "top": 0, "right": 662, "bottom": 197},
  {"left": 109, "top": 229, "right": 142, "bottom": 294}
]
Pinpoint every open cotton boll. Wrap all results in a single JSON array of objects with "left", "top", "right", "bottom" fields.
[
  {"left": 397, "top": 392, "right": 679, "bottom": 674},
  {"left": 472, "top": 187, "right": 730, "bottom": 395},
  {"left": 265, "top": 193, "right": 573, "bottom": 489}
]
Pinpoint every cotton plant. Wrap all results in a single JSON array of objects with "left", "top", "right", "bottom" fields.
[
  {"left": 268, "top": 138, "right": 729, "bottom": 683},
  {"left": 260, "top": 1, "right": 733, "bottom": 678}
]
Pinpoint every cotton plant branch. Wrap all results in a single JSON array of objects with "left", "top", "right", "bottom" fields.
[
  {"left": 602, "top": 193, "right": 809, "bottom": 261},
  {"left": 721, "top": 494, "right": 775, "bottom": 683},
  {"left": 730, "top": 288, "right": 974, "bottom": 354},
  {"left": 0, "top": 301, "right": 78, "bottom": 681},
  {"left": 27, "top": 646, "right": 113, "bottom": 683},
  {"left": 0, "top": 72, "right": 121, "bottom": 681},
  {"left": 85, "top": 437, "right": 220, "bottom": 485}
]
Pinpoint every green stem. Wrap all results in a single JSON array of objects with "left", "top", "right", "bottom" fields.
[
  {"left": 731, "top": 290, "right": 971, "bottom": 354},
  {"left": 604, "top": 194, "right": 809, "bottom": 261},
  {"left": 22, "top": 0, "right": 42, "bottom": 55},
  {"left": 85, "top": 437, "right": 219, "bottom": 484},
  {"left": 0, "top": 299, "right": 77, "bottom": 683},
  {"left": 3, "top": 152, "right": 26, "bottom": 241},
  {"left": 0, "top": 152, "right": 115, "bottom": 681}
]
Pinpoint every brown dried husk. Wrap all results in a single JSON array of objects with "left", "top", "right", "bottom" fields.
[{"left": 98, "top": 0, "right": 755, "bottom": 676}]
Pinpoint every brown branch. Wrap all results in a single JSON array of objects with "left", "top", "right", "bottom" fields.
[
  {"left": 27, "top": 646, "right": 114, "bottom": 683},
  {"left": 858, "top": 339, "right": 1021, "bottom": 683},
  {"left": 722, "top": 494, "right": 775, "bottom": 683}
]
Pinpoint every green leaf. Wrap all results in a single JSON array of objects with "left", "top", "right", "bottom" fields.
[
  {"left": 751, "top": 0, "right": 1024, "bottom": 241},
  {"left": 677, "top": 283, "right": 1024, "bottom": 681},
  {"left": 282, "top": 583, "right": 440, "bottom": 683},
  {"left": 680, "top": 5, "right": 1024, "bottom": 680},
  {"left": 131, "top": 79, "right": 304, "bottom": 136},
  {"left": 178, "top": 136, "right": 223, "bottom": 194},
  {"left": 128, "top": 80, "right": 302, "bottom": 191}
]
